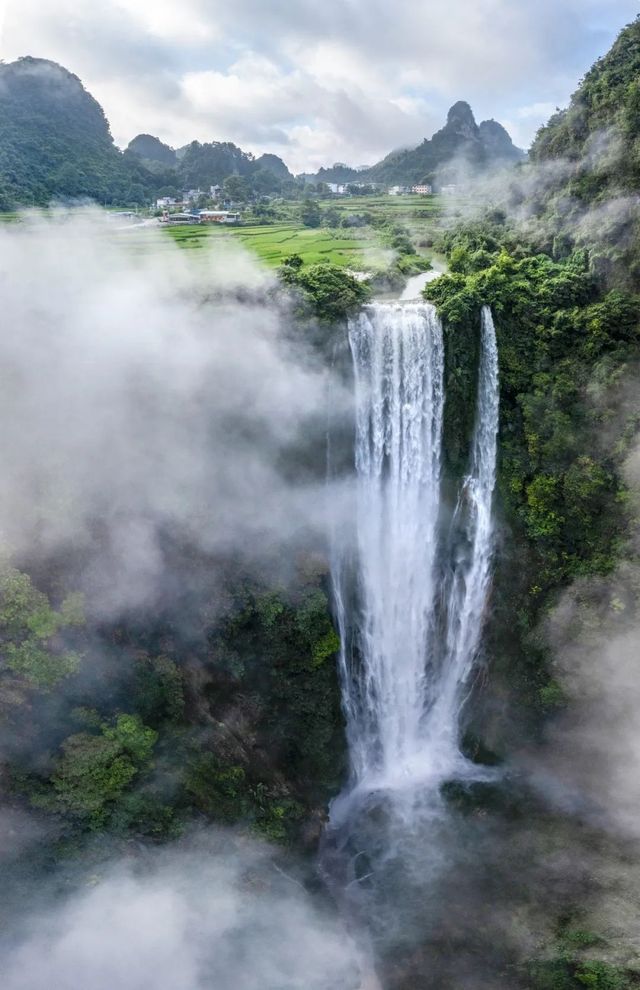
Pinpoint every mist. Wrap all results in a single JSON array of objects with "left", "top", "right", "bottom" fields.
[
  {"left": 0, "top": 210, "right": 351, "bottom": 616},
  {"left": 0, "top": 210, "right": 365, "bottom": 986},
  {"left": 524, "top": 432, "right": 640, "bottom": 841},
  {"left": 0, "top": 830, "right": 361, "bottom": 990}
]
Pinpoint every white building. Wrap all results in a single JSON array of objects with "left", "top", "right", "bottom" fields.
[
  {"left": 412, "top": 184, "right": 433, "bottom": 195},
  {"left": 388, "top": 185, "right": 410, "bottom": 195},
  {"left": 327, "top": 182, "right": 347, "bottom": 194},
  {"left": 440, "top": 184, "right": 458, "bottom": 196},
  {"left": 210, "top": 184, "right": 222, "bottom": 197},
  {"left": 156, "top": 196, "right": 180, "bottom": 208},
  {"left": 184, "top": 188, "right": 204, "bottom": 202}
]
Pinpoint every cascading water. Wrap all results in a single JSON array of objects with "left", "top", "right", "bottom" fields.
[
  {"left": 335, "top": 302, "right": 445, "bottom": 790},
  {"left": 425, "top": 304, "right": 500, "bottom": 768},
  {"left": 332, "top": 301, "right": 499, "bottom": 802}
]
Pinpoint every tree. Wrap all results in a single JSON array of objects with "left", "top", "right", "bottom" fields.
[
  {"left": 251, "top": 167, "right": 281, "bottom": 196},
  {"left": 222, "top": 174, "right": 249, "bottom": 202},
  {"left": 282, "top": 253, "right": 304, "bottom": 271},
  {"left": 279, "top": 261, "right": 370, "bottom": 321},
  {"left": 47, "top": 714, "right": 158, "bottom": 825},
  {"left": 0, "top": 566, "right": 84, "bottom": 694},
  {"left": 299, "top": 198, "right": 322, "bottom": 227},
  {"left": 324, "top": 207, "right": 341, "bottom": 228}
]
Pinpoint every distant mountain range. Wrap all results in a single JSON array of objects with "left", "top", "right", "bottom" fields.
[{"left": 0, "top": 56, "right": 523, "bottom": 209}]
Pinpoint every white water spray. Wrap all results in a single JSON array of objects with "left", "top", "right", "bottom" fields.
[{"left": 334, "top": 302, "right": 499, "bottom": 798}]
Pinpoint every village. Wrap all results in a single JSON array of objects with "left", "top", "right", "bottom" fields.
[{"left": 154, "top": 181, "right": 442, "bottom": 224}]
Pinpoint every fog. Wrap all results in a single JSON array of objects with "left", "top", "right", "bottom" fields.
[
  {"left": 0, "top": 210, "right": 351, "bottom": 615},
  {"left": 0, "top": 831, "right": 360, "bottom": 990},
  {"left": 526, "top": 433, "right": 640, "bottom": 841}
]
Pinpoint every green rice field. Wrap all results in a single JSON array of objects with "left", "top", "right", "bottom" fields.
[
  {"left": 162, "top": 222, "right": 380, "bottom": 268},
  {"left": 158, "top": 195, "right": 448, "bottom": 270},
  {"left": 0, "top": 194, "right": 450, "bottom": 272}
]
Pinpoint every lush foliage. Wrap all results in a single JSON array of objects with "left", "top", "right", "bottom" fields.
[
  {"left": 279, "top": 258, "right": 371, "bottom": 321},
  {"left": 0, "top": 566, "right": 84, "bottom": 702},
  {"left": 0, "top": 58, "right": 298, "bottom": 209},
  {"left": 2, "top": 554, "right": 343, "bottom": 845},
  {"left": 513, "top": 17, "right": 640, "bottom": 288},
  {"left": 426, "top": 232, "right": 637, "bottom": 598},
  {"left": 127, "top": 134, "right": 177, "bottom": 168}
]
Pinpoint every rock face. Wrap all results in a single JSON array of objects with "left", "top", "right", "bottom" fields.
[
  {"left": 446, "top": 100, "right": 481, "bottom": 140},
  {"left": 479, "top": 118, "right": 520, "bottom": 158}
]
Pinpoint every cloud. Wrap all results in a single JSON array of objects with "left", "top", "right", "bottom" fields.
[
  {"left": 2, "top": 0, "right": 639, "bottom": 170},
  {"left": 0, "top": 209, "right": 350, "bottom": 617}
]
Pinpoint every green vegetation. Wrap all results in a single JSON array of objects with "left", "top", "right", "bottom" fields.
[
  {"left": 529, "top": 959, "right": 633, "bottom": 990},
  {"left": 304, "top": 102, "right": 523, "bottom": 188},
  {"left": 279, "top": 257, "right": 371, "bottom": 321},
  {"left": 2, "top": 555, "right": 343, "bottom": 846},
  {"left": 426, "top": 23, "right": 640, "bottom": 602},
  {"left": 527, "top": 922, "right": 635, "bottom": 990},
  {"left": 0, "top": 565, "right": 84, "bottom": 697},
  {"left": 420, "top": 21, "right": 640, "bottom": 978},
  {"left": 149, "top": 220, "right": 376, "bottom": 271},
  {"left": 510, "top": 16, "right": 640, "bottom": 289},
  {"left": 0, "top": 58, "right": 166, "bottom": 208},
  {"left": 120, "top": 195, "right": 444, "bottom": 284},
  {"left": 425, "top": 220, "right": 638, "bottom": 727},
  {"left": 0, "top": 58, "right": 298, "bottom": 209},
  {"left": 41, "top": 714, "right": 158, "bottom": 827}
]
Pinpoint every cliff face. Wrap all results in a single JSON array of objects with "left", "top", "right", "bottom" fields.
[{"left": 479, "top": 118, "right": 520, "bottom": 158}]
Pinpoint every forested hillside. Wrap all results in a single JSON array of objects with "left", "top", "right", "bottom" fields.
[
  {"left": 361, "top": 101, "right": 524, "bottom": 186},
  {"left": 0, "top": 58, "right": 295, "bottom": 208},
  {"left": 174, "top": 140, "right": 293, "bottom": 193},
  {"left": 420, "top": 15, "right": 640, "bottom": 987},
  {"left": 0, "top": 58, "right": 167, "bottom": 208},
  {"left": 509, "top": 16, "right": 640, "bottom": 286},
  {"left": 127, "top": 133, "right": 177, "bottom": 168},
  {"left": 426, "top": 15, "right": 640, "bottom": 733},
  {"left": 0, "top": 57, "right": 521, "bottom": 206}
]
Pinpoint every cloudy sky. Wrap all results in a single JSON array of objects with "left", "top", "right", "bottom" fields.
[{"left": 1, "top": 1, "right": 638, "bottom": 172}]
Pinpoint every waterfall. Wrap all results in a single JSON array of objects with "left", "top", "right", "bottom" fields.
[
  {"left": 422, "top": 304, "right": 500, "bottom": 768},
  {"left": 333, "top": 302, "right": 499, "bottom": 799}
]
